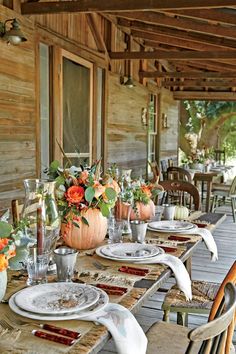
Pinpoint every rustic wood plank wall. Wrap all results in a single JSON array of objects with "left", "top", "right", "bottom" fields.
[
  {"left": 159, "top": 88, "right": 179, "bottom": 165},
  {"left": 107, "top": 72, "right": 149, "bottom": 177},
  {"left": 0, "top": 5, "right": 179, "bottom": 208},
  {"left": 0, "top": 5, "right": 36, "bottom": 208}
]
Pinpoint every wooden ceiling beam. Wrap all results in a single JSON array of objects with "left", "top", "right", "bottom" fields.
[
  {"left": 117, "top": 18, "right": 236, "bottom": 50},
  {"left": 161, "top": 9, "right": 236, "bottom": 26},
  {"left": 173, "top": 91, "right": 236, "bottom": 100},
  {"left": 21, "top": 1, "right": 236, "bottom": 15},
  {"left": 115, "top": 11, "right": 236, "bottom": 40},
  {"left": 110, "top": 50, "right": 236, "bottom": 60},
  {"left": 133, "top": 31, "right": 230, "bottom": 52},
  {"left": 139, "top": 71, "right": 236, "bottom": 79},
  {"left": 162, "top": 79, "right": 236, "bottom": 87}
]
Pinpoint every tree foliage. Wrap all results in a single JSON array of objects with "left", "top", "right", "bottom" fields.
[{"left": 180, "top": 101, "right": 236, "bottom": 159}]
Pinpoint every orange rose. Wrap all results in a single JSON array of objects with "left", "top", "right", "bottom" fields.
[
  {"left": 66, "top": 186, "right": 84, "bottom": 204},
  {"left": 0, "top": 254, "right": 8, "bottom": 272},
  {"left": 141, "top": 185, "right": 152, "bottom": 198}
]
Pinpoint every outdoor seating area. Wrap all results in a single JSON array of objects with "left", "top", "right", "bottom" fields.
[{"left": 0, "top": 2, "right": 236, "bottom": 354}]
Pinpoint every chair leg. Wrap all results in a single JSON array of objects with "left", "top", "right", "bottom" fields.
[
  {"left": 162, "top": 309, "right": 170, "bottom": 322},
  {"left": 211, "top": 195, "right": 218, "bottom": 212},
  {"left": 231, "top": 197, "right": 236, "bottom": 223},
  {"left": 177, "top": 312, "right": 188, "bottom": 326}
]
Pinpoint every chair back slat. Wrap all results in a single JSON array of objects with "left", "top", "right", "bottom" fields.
[
  {"left": 208, "top": 261, "right": 236, "bottom": 321},
  {"left": 186, "top": 283, "right": 236, "bottom": 354},
  {"left": 229, "top": 176, "right": 236, "bottom": 195}
]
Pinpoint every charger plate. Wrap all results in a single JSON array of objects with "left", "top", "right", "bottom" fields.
[
  {"left": 14, "top": 282, "right": 100, "bottom": 315},
  {"left": 148, "top": 220, "right": 197, "bottom": 233},
  {"left": 100, "top": 243, "right": 164, "bottom": 260},
  {"left": 9, "top": 287, "right": 109, "bottom": 321}
]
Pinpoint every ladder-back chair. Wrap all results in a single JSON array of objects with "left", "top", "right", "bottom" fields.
[
  {"left": 167, "top": 166, "right": 193, "bottom": 183},
  {"left": 146, "top": 282, "right": 236, "bottom": 354},
  {"left": 211, "top": 176, "right": 236, "bottom": 222},
  {"left": 159, "top": 180, "right": 201, "bottom": 211}
]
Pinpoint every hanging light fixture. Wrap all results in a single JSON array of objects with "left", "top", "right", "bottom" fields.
[
  {"left": 0, "top": 18, "right": 27, "bottom": 45},
  {"left": 124, "top": 75, "right": 135, "bottom": 88}
]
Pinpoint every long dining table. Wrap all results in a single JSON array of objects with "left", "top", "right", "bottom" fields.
[{"left": 0, "top": 211, "right": 226, "bottom": 354}]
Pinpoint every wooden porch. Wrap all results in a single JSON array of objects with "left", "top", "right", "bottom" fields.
[{"left": 100, "top": 203, "right": 236, "bottom": 353}]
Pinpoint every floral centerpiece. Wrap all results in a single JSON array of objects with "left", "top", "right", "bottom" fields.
[
  {"left": 116, "top": 177, "right": 163, "bottom": 221},
  {"left": 47, "top": 160, "right": 119, "bottom": 249},
  {"left": 0, "top": 221, "right": 16, "bottom": 273},
  {"left": 0, "top": 220, "right": 18, "bottom": 301}
]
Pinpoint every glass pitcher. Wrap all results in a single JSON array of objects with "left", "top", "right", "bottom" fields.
[{"left": 22, "top": 179, "right": 61, "bottom": 255}]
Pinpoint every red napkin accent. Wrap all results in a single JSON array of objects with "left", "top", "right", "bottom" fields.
[
  {"left": 168, "top": 235, "right": 191, "bottom": 242},
  {"left": 192, "top": 222, "right": 208, "bottom": 228},
  {"left": 96, "top": 283, "right": 127, "bottom": 295},
  {"left": 119, "top": 266, "right": 149, "bottom": 276},
  {"left": 159, "top": 246, "right": 177, "bottom": 253}
]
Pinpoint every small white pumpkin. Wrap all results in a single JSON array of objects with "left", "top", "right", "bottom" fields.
[{"left": 174, "top": 205, "right": 189, "bottom": 220}]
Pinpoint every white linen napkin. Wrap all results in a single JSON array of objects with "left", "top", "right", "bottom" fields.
[
  {"left": 134, "top": 253, "right": 192, "bottom": 301},
  {"left": 184, "top": 227, "right": 218, "bottom": 262},
  {"left": 80, "top": 303, "right": 147, "bottom": 354}
]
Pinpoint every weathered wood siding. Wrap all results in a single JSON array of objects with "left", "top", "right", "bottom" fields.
[
  {"left": 160, "top": 88, "right": 179, "bottom": 163},
  {"left": 0, "top": 5, "right": 36, "bottom": 207},
  {"left": 107, "top": 72, "right": 149, "bottom": 177},
  {"left": 0, "top": 4, "right": 180, "bottom": 208}
]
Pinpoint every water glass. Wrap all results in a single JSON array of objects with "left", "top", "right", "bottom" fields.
[
  {"left": 163, "top": 204, "right": 176, "bottom": 221},
  {"left": 108, "top": 220, "right": 123, "bottom": 243},
  {"left": 151, "top": 205, "right": 164, "bottom": 221},
  {"left": 130, "top": 220, "right": 148, "bottom": 243},
  {"left": 53, "top": 247, "right": 78, "bottom": 282},
  {"left": 26, "top": 248, "right": 49, "bottom": 286}
]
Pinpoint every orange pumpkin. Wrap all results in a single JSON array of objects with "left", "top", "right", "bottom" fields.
[
  {"left": 115, "top": 200, "right": 155, "bottom": 221},
  {"left": 61, "top": 208, "right": 108, "bottom": 250}
]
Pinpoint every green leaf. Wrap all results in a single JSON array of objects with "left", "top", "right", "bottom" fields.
[
  {"left": 72, "top": 221, "right": 80, "bottom": 228},
  {"left": 50, "top": 160, "right": 60, "bottom": 172},
  {"left": 105, "top": 187, "right": 116, "bottom": 201},
  {"left": 55, "top": 175, "right": 65, "bottom": 186},
  {"left": 85, "top": 186, "right": 95, "bottom": 203},
  {"left": 82, "top": 216, "right": 89, "bottom": 226},
  {"left": 100, "top": 203, "right": 110, "bottom": 217},
  {"left": 0, "top": 221, "right": 12, "bottom": 238}
]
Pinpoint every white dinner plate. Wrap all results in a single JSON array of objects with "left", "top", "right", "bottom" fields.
[
  {"left": 14, "top": 283, "right": 100, "bottom": 315},
  {"left": 100, "top": 243, "right": 164, "bottom": 260},
  {"left": 96, "top": 244, "right": 164, "bottom": 262},
  {"left": 147, "top": 220, "right": 197, "bottom": 233},
  {"left": 9, "top": 288, "right": 109, "bottom": 321}
]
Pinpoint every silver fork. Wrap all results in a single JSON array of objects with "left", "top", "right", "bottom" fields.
[
  {"left": 92, "top": 260, "right": 109, "bottom": 270},
  {"left": 4, "top": 312, "right": 36, "bottom": 328}
]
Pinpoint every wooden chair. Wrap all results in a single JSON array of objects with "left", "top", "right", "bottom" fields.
[
  {"left": 160, "top": 159, "right": 168, "bottom": 180},
  {"left": 167, "top": 166, "right": 193, "bottom": 183},
  {"left": 146, "top": 282, "right": 236, "bottom": 354},
  {"left": 148, "top": 160, "right": 161, "bottom": 184},
  {"left": 159, "top": 180, "right": 201, "bottom": 211},
  {"left": 211, "top": 176, "right": 236, "bottom": 222},
  {"left": 162, "top": 261, "right": 236, "bottom": 326},
  {"left": 214, "top": 148, "right": 226, "bottom": 165}
]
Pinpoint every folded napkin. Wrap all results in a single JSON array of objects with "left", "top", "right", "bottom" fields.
[
  {"left": 134, "top": 253, "right": 192, "bottom": 301},
  {"left": 184, "top": 227, "right": 218, "bottom": 262},
  {"left": 80, "top": 303, "right": 147, "bottom": 354}
]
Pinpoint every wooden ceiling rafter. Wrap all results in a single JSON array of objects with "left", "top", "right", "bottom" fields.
[
  {"left": 19, "top": 1, "right": 236, "bottom": 96},
  {"left": 21, "top": 1, "right": 236, "bottom": 15}
]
